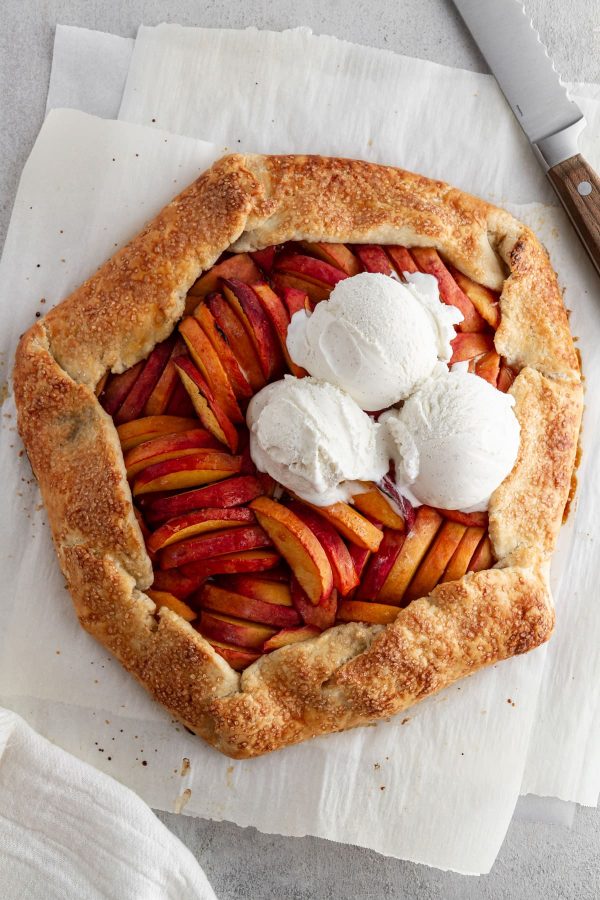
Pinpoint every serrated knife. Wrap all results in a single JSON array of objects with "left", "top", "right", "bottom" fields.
[{"left": 452, "top": 0, "right": 600, "bottom": 275}]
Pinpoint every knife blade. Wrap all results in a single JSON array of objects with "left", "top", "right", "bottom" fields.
[{"left": 452, "top": 0, "right": 600, "bottom": 277}]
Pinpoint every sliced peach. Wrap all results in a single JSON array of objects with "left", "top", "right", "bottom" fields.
[
  {"left": 193, "top": 302, "right": 253, "bottom": 400},
  {"left": 448, "top": 267, "right": 501, "bottom": 329},
  {"left": 187, "top": 253, "right": 261, "bottom": 302},
  {"left": 352, "top": 483, "right": 405, "bottom": 530},
  {"left": 356, "top": 529, "right": 406, "bottom": 600},
  {"left": 144, "top": 337, "right": 187, "bottom": 416},
  {"left": 206, "top": 639, "right": 261, "bottom": 670},
  {"left": 222, "top": 575, "right": 292, "bottom": 606},
  {"left": 165, "top": 379, "right": 196, "bottom": 417},
  {"left": 178, "top": 316, "right": 242, "bottom": 422},
  {"left": 250, "top": 246, "right": 277, "bottom": 273},
  {"left": 348, "top": 544, "right": 371, "bottom": 582},
  {"left": 200, "top": 583, "right": 300, "bottom": 628},
  {"left": 272, "top": 273, "right": 331, "bottom": 304},
  {"left": 251, "top": 282, "right": 307, "bottom": 377},
  {"left": 117, "top": 415, "right": 198, "bottom": 452},
  {"left": 288, "top": 501, "right": 358, "bottom": 596},
  {"left": 302, "top": 500, "right": 383, "bottom": 552},
  {"left": 386, "top": 245, "right": 419, "bottom": 277},
  {"left": 151, "top": 568, "right": 201, "bottom": 600},
  {"left": 100, "top": 361, "right": 144, "bottom": 416},
  {"left": 124, "top": 429, "right": 220, "bottom": 478},
  {"left": 404, "top": 521, "right": 467, "bottom": 601},
  {"left": 442, "top": 526, "right": 486, "bottom": 582},
  {"left": 497, "top": 365, "right": 517, "bottom": 393},
  {"left": 280, "top": 285, "right": 311, "bottom": 317},
  {"left": 263, "top": 625, "right": 321, "bottom": 651},
  {"left": 300, "top": 242, "right": 361, "bottom": 276},
  {"left": 290, "top": 577, "right": 338, "bottom": 630},
  {"left": 208, "top": 292, "right": 266, "bottom": 392},
  {"left": 147, "top": 507, "right": 255, "bottom": 554},
  {"left": 133, "top": 450, "right": 241, "bottom": 496},
  {"left": 475, "top": 350, "right": 501, "bottom": 386},
  {"left": 146, "top": 589, "right": 197, "bottom": 622},
  {"left": 468, "top": 535, "right": 494, "bottom": 572},
  {"left": 160, "top": 525, "right": 272, "bottom": 570},
  {"left": 337, "top": 599, "right": 399, "bottom": 625},
  {"left": 354, "top": 244, "right": 394, "bottom": 275},
  {"left": 411, "top": 247, "right": 487, "bottom": 332},
  {"left": 250, "top": 496, "right": 333, "bottom": 605},
  {"left": 199, "top": 610, "right": 276, "bottom": 650},
  {"left": 449, "top": 332, "right": 495, "bottom": 365},
  {"left": 377, "top": 507, "right": 443, "bottom": 604},
  {"left": 114, "top": 339, "right": 174, "bottom": 424},
  {"left": 181, "top": 549, "right": 281, "bottom": 579},
  {"left": 432, "top": 508, "right": 488, "bottom": 528},
  {"left": 175, "top": 356, "right": 239, "bottom": 453},
  {"left": 222, "top": 278, "right": 283, "bottom": 379},
  {"left": 95, "top": 372, "right": 108, "bottom": 397},
  {"left": 274, "top": 253, "right": 348, "bottom": 287},
  {"left": 144, "top": 475, "right": 264, "bottom": 524}
]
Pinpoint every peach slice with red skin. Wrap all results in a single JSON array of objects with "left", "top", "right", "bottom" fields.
[
  {"left": 377, "top": 507, "right": 443, "bottom": 604},
  {"left": 301, "top": 500, "right": 384, "bottom": 552},
  {"left": 144, "top": 337, "right": 187, "bottom": 416},
  {"left": 404, "top": 520, "right": 467, "bottom": 601},
  {"left": 114, "top": 339, "right": 174, "bottom": 425},
  {"left": 174, "top": 356, "right": 239, "bottom": 453},
  {"left": 448, "top": 266, "right": 501, "bottom": 329},
  {"left": 193, "top": 302, "right": 253, "bottom": 400},
  {"left": 432, "top": 508, "right": 488, "bottom": 528},
  {"left": 199, "top": 611, "right": 277, "bottom": 650},
  {"left": 351, "top": 484, "right": 405, "bottom": 531},
  {"left": 200, "top": 583, "right": 301, "bottom": 628},
  {"left": 280, "top": 286, "right": 311, "bottom": 317},
  {"left": 355, "top": 529, "right": 407, "bottom": 600},
  {"left": 132, "top": 449, "right": 241, "bottom": 496},
  {"left": 179, "top": 316, "right": 243, "bottom": 423},
  {"left": 208, "top": 293, "right": 266, "bottom": 392},
  {"left": 124, "top": 429, "right": 221, "bottom": 478},
  {"left": 222, "top": 278, "right": 283, "bottom": 380},
  {"left": 449, "top": 332, "right": 495, "bottom": 365},
  {"left": 165, "top": 378, "right": 196, "bottom": 417},
  {"left": 147, "top": 507, "right": 256, "bottom": 554},
  {"left": 263, "top": 625, "right": 321, "bottom": 651},
  {"left": 442, "top": 526, "right": 486, "bottom": 583},
  {"left": 354, "top": 244, "right": 395, "bottom": 275},
  {"left": 187, "top": 253, "right": 261, "bottom": 302},
  {"left": 300, "top": 242, "right": 361, "bottom": 276},
  {"left": 272, "top": 273, "right": 331, "bottom": 304},
  {"left": 160, "top": 525, "right": 272, "bottom": 570},
  {"left": 151, "top": 568, "right": 202, "bottom": 600},
  {"left": 144, "top": 474, "right": 264, "bottom": 524},
  {"left": 100, "top": 361, "right": 144, "bottom": 416},
  {"left": 348, "top": 544, "right": 371, "bottom": 583},
  {"left": 250, "top": 496, "right": 334, "bottom": 605},
  {"left": 146, "top": 590, "right": 197, "bottom": 622},
  {"left": 336, "top": 599, "right": 400, "bottom": 625},
  {"left": 290, "top": 577, "right": 338, "bottom": 630},
  {"left": 251, "top": 282, "right": 307, "bottom": 378},
  {"left": 181, "top": 549, "right": 281, "bottom": 579},
  {"left": 288, "top": 501, "right": 359, "bottom": 596},
  {"left": 274, "top": 253, "right": 349, "bottom": 287},
  {"left": 468, "top": 535, "right": 494, "bottom": 572},
  {"left": 117, "top": 415, "right": 199, "bottom": 451},
  {"left": 386, "top": 245, "right": 419, "bottom": 278},
  {"left": 410, "top": 247, "right": 487, "bottom": 333},
  {"left": 207, "top": 639, "right": 261, "bottom": 670},
  {"left": 221, "top": 575, "right": 292, "bottom": 606},
  {"left": 250, "top": 246, "right": 277, "bottom": 273},
  {"left": 497, "top": 365, "right": 516, "bottom": 393}
]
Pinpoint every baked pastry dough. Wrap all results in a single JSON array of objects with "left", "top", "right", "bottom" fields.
[{"left": 13, "top": 155, "right": 582, "bottom": 757}]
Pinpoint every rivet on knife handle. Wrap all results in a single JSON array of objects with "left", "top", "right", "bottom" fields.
[{"left": 547, "top": 155, "right": 600, "bottom": 277}]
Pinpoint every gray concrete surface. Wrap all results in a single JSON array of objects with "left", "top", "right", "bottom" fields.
[{"left": 2, "top": 0, "right": 600, "bottom": 896}]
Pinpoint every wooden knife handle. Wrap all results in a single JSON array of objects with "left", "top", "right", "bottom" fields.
[{"left": 547, "top": 154, "right": 600, "bottom": 275}]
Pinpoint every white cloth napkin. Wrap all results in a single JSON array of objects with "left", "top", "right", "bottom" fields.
[{"left": 0, "top": 708, "right": 216, "bottom": 900}]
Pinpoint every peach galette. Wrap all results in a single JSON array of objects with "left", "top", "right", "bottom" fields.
[{"left": 14, "top": 155, "right": 582, "bottom": 758}]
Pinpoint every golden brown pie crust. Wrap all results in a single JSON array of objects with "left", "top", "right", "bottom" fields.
[{"left": 13, "top": 154, "right": 583, "bottom": 757}]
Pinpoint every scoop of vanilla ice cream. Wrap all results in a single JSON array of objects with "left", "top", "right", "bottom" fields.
[
  {"left": 286, "top": 271, "right": 462, "bottom": 410},
  {"left": 247, "top": 375, "right": 389, "bottom": 506},
  {"left": 381, "top": 370, "right": 520, "bottom": 511}
]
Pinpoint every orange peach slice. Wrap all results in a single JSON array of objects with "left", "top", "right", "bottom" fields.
[
  {"left": 124, "top": 429, "right": 220, "bottom": 479},
  {"left": 144, "top": 337, "right": 187, "bottom": 416},
  {"left": 251, "top": 282, "right": 307, "bottom": 377},
  {"left": 497, "top": 364, "right": 516, "bottom": 393},
  {"left": 300, "top": 242, "right": 361, "bottom": 276},
  {"left": 302, "top": 500, "right": 384, "bottom": 552},
  {"left": 336, "top": 599, "right": 399, "bottom": 625},
  {"left": 263, "top": 625, "right": 321, "bottom": 651},
  {"left": 432, "top": 508, "right": 488, "bottom": 528},
  {"left": 179, "top": 316, "right": 242, "bottom": 423},
  {"left": 100, "top": 361, "right": 144, "bottom": 416},
  {"left": 274, "top": 253, "right": 348, "bottom": 287},
  {"left": 386, "top": 245, "right": 419, "bottom": 277},
  {"left": 272, "top": 273, "right": 331, "bottom": 304},
  {"left": 151, "top": 568, "right": 202, "bottom": 599},
  {"left": 377, "top": 507, "right": 443, "bottom": 604},
  {"left": 95, "top": 372, "right": 109, "bottom": 397},
  {"left": 404, "top": 521, "right": 467, "bottom": 601},
  {"left": 222, "top": 575, "right": 292, "bottom": 606},
  {"left": 222, "top": 278, "right": 283, "bottom": 379},
  {"left": 442, "top": 526, "right": 486, "bottom": 583},
  {"left": 208, "top": 292, "right": 266, "bottom": 392},
  {"left": 468, "top": 535, "right": 494, "bottom": 572},
  {"left": 356, "top": 529, "right": 406, "bottom": 600},
  {"left": 187, "top": 253, "right": 261, "bottom": 302},
  {"left": 449, "top": 332, "right": 495, "bottom": 365},
  {"left": 160, "top": 525, "right": 272, "bottom": 570},
  {"left": 117, "top": 415, "right": 198, "bottom": 451},
  {"left": 199, "top": 611, "right": 277, "bottom": 650},
  {"left": 206, "top": 639, "right": 261, "bottom": 670},
  {"left": 193, "top": 303, "right": 253, "bottom": 400},
  {"left": 144, "top": 474, "right": 264, "bottom": 524},
  {"left": 181, "top": 549, "right": 281, "bottom": 579},
  {"left": 200, "top": 583, "right": 301, "bottom": 628},
  {"left": 114, "top": 339, "right": 174, "bottom": 425},
  {"left": 146, "top": 589, "right": 197, "bottom": 622},
  {"left": 354, "top": 244, "right": 394, "bottom": 275},
  {"left": 290, "top": 577, "right": 338, "bottom": 630},
  {"left": 133, "top": 450, "right": 241, "bottom": 496},
  {"left": 352, "top": 484, "right": 405, "bottom": 530},
  {"left": 411, "top": 247, "right": 487, "bottom": 332},
  {"left": 147, "top": 507, "right": 256, "bottom": 554},
  {"left": 250, "top": 496, "right": 333, "bottom": 605},
  {"left": 175, "top": 356, "right": 239, "bottom": 453},
  {"left": 448, "top": 267, "right": 501, "bottom": 329},
  {"left": 475, "top": 350, "right": 501, "bottom": 386},
  {"left": 289, "top": 501, "right": 359, "bottom": 596}
]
